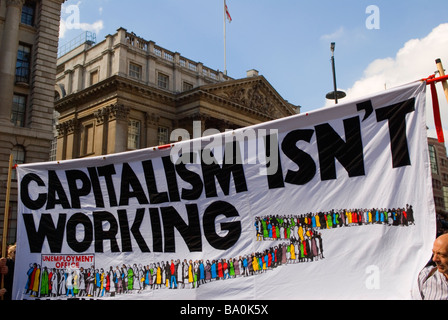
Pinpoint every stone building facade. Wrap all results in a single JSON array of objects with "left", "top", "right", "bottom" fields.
[
  {"left": 54, "top": 28, "right": 299, "bottom": 161},
  {"left": 0, "top": 0, "right": 65, "bottom": 246}
]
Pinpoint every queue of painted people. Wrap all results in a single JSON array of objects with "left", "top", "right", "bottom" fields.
[
  {"left": 255, "top": 205, "right": 415, "bottom": 242},
  {"left": 4, "top": 205, "right": 417, "bottom": 300},
  {"left": 4, "top": 232, "right": 448, "bottom": 300},
  {"left": 20, "top": 235, "right": 325, "bottom": 299}
]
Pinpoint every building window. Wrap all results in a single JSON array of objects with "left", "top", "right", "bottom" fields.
[
  {"left": 16, "top": 44, "right": 31, "bottom": 83},
  {"left": 11, "top": 94, "right": 27, "bottom": 127},
  {"left": 158, "top": 73, "right": 169, "bottom": 89},
  {"left": 128, "top": 120, "right": 141, "bottom": 150},
  {"left": 11, "top": 145, "right": 26, "bottom": 180},
  {"left": 182, "top": 81, "right": 193, "bottom": 92},
  {"left": 433, "top": 179, "right": 442, "bottom": 190},
  {"left": 21, "top": 1, "right": 35, "bottom": 26},
  {"left": 443, "top": 186, "right": 448, "bottom": 211},
  {"left": 90, "top": 70, "right": 99, "bottom": 85},
  {"left": 429, "top": 145, "right": 438, "bottom": 175},
  {"left": 442, "top": 159, "right": 447, "bottom": 167},
  {"left": 129, "top": 62, "right": 142, "bottom": 79},
  {"left": 158, "top": 126, "right": 169, "bottom": 146},
  {"left": 50, "top": 137, "right": 58, "bottom": 161}
]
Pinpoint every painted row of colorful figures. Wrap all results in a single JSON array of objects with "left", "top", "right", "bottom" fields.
[
  {"left": 23, "top": 236, "right": 325, "bottom": 299},
  {"left": 254, "top": 205, "right": 415, "bottom": 241}
]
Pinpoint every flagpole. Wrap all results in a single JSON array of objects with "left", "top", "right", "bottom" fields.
[
  {"left": 223, "top": 0, "right": 227, "bottom": 75},
  {"left": 435, "top": 58, "right": 448, "bottom": 105},
  {"left": 1, "top": 154, "right": 13, "bottom": 300},
  {"left": 1, "top": 154, "right": 13, "bottom": 258}
]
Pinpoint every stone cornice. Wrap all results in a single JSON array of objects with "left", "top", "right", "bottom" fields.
[
  {"left": 55, "top": 75, "right": 176, "bottom": 113},
  {"left": 55, "top": 74, "right": 296, "bottom": 124}
]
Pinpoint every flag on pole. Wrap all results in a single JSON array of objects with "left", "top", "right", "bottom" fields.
[{"left": 225, "top": 0, "right": 232, "bottom": 22}]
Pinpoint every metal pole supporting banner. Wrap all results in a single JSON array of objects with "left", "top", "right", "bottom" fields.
[
  {"left": 1, "top": 154, "right": 13, "bottom": 258},
  {"left": 1, "top": 154, "right": 13, "bottom": 299},
  {"left": 435, "top": 58, "right": 448, "bottom": 105}
]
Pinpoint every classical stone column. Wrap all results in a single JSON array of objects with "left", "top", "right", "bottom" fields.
[
  {"left": 107, "top": 104, "right": 129, "bottom": 154},
  {"left": 145, "top": 112, "right": 160, "bottom": 148},
  {"left": 0, "top": 0, "right": 25, "bottom": 124},
  {"left": 56, "top": 124, "right": 67, "bottom": 161},
  {"left": 56, "top": 119, "right": 80, "bottom": 160},
  {"left": 94, "top": 107, "right": 110, "bottom": 156}
]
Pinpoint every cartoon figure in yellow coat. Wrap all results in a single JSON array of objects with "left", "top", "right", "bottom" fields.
[
  {"left": 290, "top": 242, "right": 296, "bottom": 261},
  {"left": 298, "top": 224, "right": 304, "bottom": 241},
  {"left": 156, "top": 263, "right": 162, "bottom": 289},
  {"left": 188, "top": 260, "right": 194, "bottom": 288},
  {"left": 252, "top": 254, "right": 259, "bottom": 272},
  {"left": 315, "top": 214, "right": 321, "bottom": 229}
]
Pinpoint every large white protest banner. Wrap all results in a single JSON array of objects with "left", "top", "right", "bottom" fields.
[{"left": 13, "top": 81, "right": 435, "bottom": 300}]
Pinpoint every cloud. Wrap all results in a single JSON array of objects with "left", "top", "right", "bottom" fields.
[
  {"left": 345, "top": 24, "right": 448, "bottom": 98},
  {"left": 59, "top": 19, "right": 104, "bottom": 39},
  {"left": 59, "top": 1, "right": 104, "bottom": 39},
  {"left": 321, "top": 26, "right": 345, "bottom": 41},
  {"left": 331, "top": 23, "right": 448, "bottom": 140}
]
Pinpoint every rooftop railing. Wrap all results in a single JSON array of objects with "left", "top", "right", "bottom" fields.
[
  {"left": 58, "top": 31, "right": 97, "bottom": 58},
  {"left": 124, "top": 30, "right": 230, "bottom": 82}
]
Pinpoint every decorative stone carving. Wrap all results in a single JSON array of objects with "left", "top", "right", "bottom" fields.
[
  {"left": 222, "top": 82, "right": 280, "bottom": 118},
  {"left": 108, "top": 104, "right": 130, "bottom": 121},
  {"left": 94, "top": 107, "right": 109, "bottom": 124},
  {"left": 94, "top": 104, "right": 130, "bottom": 124},
  {"left": 56, "top": 119, "right": 79, "bottom": 137}
]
